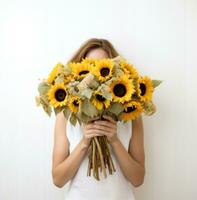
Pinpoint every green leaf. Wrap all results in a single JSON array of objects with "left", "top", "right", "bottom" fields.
[
  {"left": 76, "top": 111, "right": 91, "bottom": 124},
  {"left": 152, "top": 80, "right": 163, "bottom": 88},
  {"left": 88, "top": 77, "right": 99, "bottom": 89},
  {"left": 142, "top": 101, "right": 156, "bottom": 116},
  {"left": 102, "top": 111, "right": 118, "bottom": 122},
  {"left": 41, "top": 94, "right": 50, "bottom": 104},
  {"left": 60, "top": 65, "right": 72, "bottom": 76},
  {"left": 104, "top": 76, "right": 117, "bottom": 86},
  {"left": 113, "top": 67, "right": 124, "bottom": 77},
  {"left": 68, "top": 86, "right": 79, "bottom": 96},
  {"left": 111, "top": 55, "right": 124, "bottom": 63},
  {"left": 102, "top": 92, "right": 112, "bottom": 100},
  {"left": 63, "top": 107, "right": 71, "bottom": 119},
  {"left": 132, "top": 78, "right": 138, "bottom": 88},
  {"left": 117, "top": 114, "right": 123, "bottom": 122},
  {"left": 69, "top": 113, "right": 77, "bottom": 126},
  {"left": 81, "top": 88, "right": 93, "bottom": 99},
  {"left": 76, "top": 117, "right": 82, "bottom": 125},
  {"left": 100, "top": 87, "right": 112, "bottom": 100},
  {"left": 35, "top": 96, "right": 41, "bottom": 106},
  {"left": 40, "top": 98, "right": 52, "bottom": 117},
  {"left": 81, "top": 98, "right": 98, "bottom": 118},
  {"left": 96, "top": 83, "right": 112, "bottom": 100},
  {"left": 54, "top": 106, "right": 63, "bottom": 115},
  {"left": 55, "top": 75, "right": 64, "bottom": 83},
  {"left": 106, "top": 102, "right": 124, "bottom": 115},
  {"left": 38, "top": 82, "right": 50, "bottom": 96},
  {"left": 77, "top": 74, "right": 95, "bottom": 91},
  {"left": 44, "top": 106, "right": 52, "bottom": 117}
]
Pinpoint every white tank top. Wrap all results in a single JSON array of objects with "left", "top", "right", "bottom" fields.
[{"left": 64, "top": 116, "right": 136, "bottom": 200}]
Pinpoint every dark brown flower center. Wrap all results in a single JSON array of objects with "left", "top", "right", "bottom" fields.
[
  {"left": 100, "top": 67, "right": 110, "bottom": 77},
  {"left": 124, "top": 106, "right": 136, "bottom": 113},
  {"left": 96, "top": 94, "right": 106, "bottom": 102},
  {"left": 113, "top": 83, "right": 127, "bottom": 97},
  {"left": 79, "top": 70, "right": 89, "bottom": 75},
  {"left": 55, "top": 89, "right": 66, "bottom": 102},
  {"left": 73, "top": 100, "right": 79, "bottom": 106},
  {"left": 140, "top": 83, "right": 146, "bottom": 96}
]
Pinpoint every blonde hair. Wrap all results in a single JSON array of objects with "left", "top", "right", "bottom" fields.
[{"left": 68, "top": 38, "right": 119, "bottom": 63}]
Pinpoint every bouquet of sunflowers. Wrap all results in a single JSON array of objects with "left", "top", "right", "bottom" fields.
[{"left": 35, "top": 56, "right": 162, "bottom": 180}]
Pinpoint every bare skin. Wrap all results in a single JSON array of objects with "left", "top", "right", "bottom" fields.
[{"left": 52, "top": 48, "right": 145, "bottom": 188}]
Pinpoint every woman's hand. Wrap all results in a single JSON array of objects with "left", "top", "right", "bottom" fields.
[
  {"left": 93, "top": 115, "right": 118, "bottom": 144},
  {"left": 81, "top": 120, "right": 102, "bottom": 147}
]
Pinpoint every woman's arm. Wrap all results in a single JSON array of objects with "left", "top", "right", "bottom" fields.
[
  {"left": 93, "top": 115, "right": 145, "bottom": 187},
  {"left": 111, "top": 115, "right": 145, "bottom": 187},
  {"left": 52, "top": 111, "right": 102, "bottom": 188},
  {"left": 52, "top": 111, "right": 88, "bottom": 188}
]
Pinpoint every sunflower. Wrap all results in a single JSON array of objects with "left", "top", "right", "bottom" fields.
[
  {"left": 81, "top": 57, "right": 97, "bottom": 66},
  {"left": 47, "top": 63, "right": 64, "bottom": 84},
  {"left": 92, "top": 59, "right": 114, "bottom": 82},
  {"left": 64, "top": 74, "right": 74, "bottom": 85},
  {"left": 137, "top": 76, "right": 154, "bottom": 102},
  {"left": 68, "top": 96, "right": 82, "bottom": 113},
  {"left": 120, "top": 101, "right": 143, "bottom": 121},
  {"left": 91, "top": 91, "right": 110, "bottom": 110},
  {"left": 68, "top": 62, "right": 92, "bottom": 79},
  {"left": 120, "top": 60, "right": 138, "bottom": 78},
  {"left": 47, "top": 82, "right": 68, "bottom": 108},
  {"left": 110, "top": 75, "right": 135, "bottom": 103}
]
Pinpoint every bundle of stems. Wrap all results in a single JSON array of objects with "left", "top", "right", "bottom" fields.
[{"left": 87, "top": 135, "right": 116, "bottom": 180}]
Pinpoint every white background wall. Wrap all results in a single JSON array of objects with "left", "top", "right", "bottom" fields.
[{"left": 0, "top": 0, "right": 196, "bottom": 199}]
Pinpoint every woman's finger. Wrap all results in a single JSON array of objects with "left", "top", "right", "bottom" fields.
[
  {"left": 85, "top": 123, "right": 98, "bottom": 130},
  {"left": 102, "top": 115, "right": 117, "bottom": 124},
  {"left": 91, "top": 124, "right": 114, "bottom": 133},
  {"left": 94, "top": 120, "right": 115, "bottom": 129},
  {"left": 86, "top": 133, "right": 102, "bottom": 139},
  {"left": 86, "top": 129, "right": 105, "bottom": 136},
  {"left": 93, "top": 124, "right": 114, "bottom": 132}
]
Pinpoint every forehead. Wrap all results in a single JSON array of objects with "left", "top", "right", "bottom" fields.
[{"left": 85, "top": 48, "right": 109, "bottom": 59}]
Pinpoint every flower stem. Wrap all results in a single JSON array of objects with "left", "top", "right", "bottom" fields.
[{"left": 94, "top": 137, "right": 107, "bottom": 178}]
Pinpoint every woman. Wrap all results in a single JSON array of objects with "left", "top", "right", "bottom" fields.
[{"left": 52, "top": 38, "right": 145, "bottom": 200}]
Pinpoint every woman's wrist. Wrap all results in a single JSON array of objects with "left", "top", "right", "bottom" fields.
[
  {"left": 109, "top": 136, "right": 120, "bottom": 147},
  {"left": 80, "top": 137, "right": 91, "bottom": 151}
]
